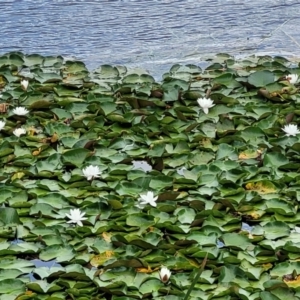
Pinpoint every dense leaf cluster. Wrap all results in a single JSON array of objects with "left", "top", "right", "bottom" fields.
[{"left": 0, "top": 52, "right": 300, "bottom": 299}]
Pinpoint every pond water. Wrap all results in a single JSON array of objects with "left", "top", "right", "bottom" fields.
[{"left": 2, "top": 0, "right": 300, "bottom": 79}]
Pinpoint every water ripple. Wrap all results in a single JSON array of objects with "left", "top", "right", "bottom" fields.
[{"left": 1, "top": 0, "right": 300, "bottom": 78}]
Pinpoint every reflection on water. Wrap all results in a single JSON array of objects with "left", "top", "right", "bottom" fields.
[
  {"left": 177, "top": 167, "right": 187, "bottom": 175},
  {"left": 31, "top": 259, "right": 61, "bottom": 268},
  {"left": 132, "top": 160, "right": 152, "bottom": 172},
  {"left": 29, "top": 259, "right": 62, "bottom": 281},
  {"left": 217, "top": 239, "right": 224, "bottom": 248},
  {"left": 2, "top": 1, "right": 300, "bottom": 78},
  {"left": 10, "top": 238, "right": 24, "bottom": 245},
  {"left": 242, "top": 222, "right": 254, "bottom": 233}
]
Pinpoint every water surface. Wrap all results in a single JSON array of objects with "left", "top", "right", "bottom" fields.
[{"left": 2, "top": 0, "right": 300, "bottom": 78}]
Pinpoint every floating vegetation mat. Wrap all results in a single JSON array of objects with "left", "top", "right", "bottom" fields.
[{"left": 1, "top": 52, "right": 300, "bottom": 299}]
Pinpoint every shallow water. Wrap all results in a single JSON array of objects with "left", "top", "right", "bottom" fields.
[{"left": 2, "top": 0, "right": 300, "bottom": 79}]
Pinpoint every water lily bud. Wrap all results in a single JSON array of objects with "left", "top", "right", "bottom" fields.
[
  {"left": 0, "top": 120, "right": 5, "bottom": 131},
  {"left": 21, "top": 79, "right": 29, "bottom": 91},
  {"left": 159, "top": 266, "right": 171, "bottom": 283},
  {"left": 286, "top": 74, "right": 298, "bottom": 85}
]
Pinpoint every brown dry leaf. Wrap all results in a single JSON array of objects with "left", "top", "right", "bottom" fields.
[
  {"left": 51, "top": 133, "right": 58, "bottom": 143},
  {"left": 32, "top": 148, "right": 42, "bottom": 156},
  {"left": 239, "top": 149, "right": 261, "bottom": 160},
  {"left": 102, "top": 232, "right": 112, "bottom": 242},
  {"left": 261, "top": 263, "right": 273, "bottom": 271},
  {"left": 136, "top": 265, "right": 153, "bottom": 273},
  {"left": 283, "top": 274, "right": 300, "bottom": 287},
  {"left": 16, "top": 290, "right": 34, "bottom": 299},
  {"left": 248, "top": 210, "right": 265, "bottom": 220},
  {"left": 147, "top": 227, "right": 155, "bottom": 232},
  {"left": 90, "top": 251, "right": 115, "bottom": 268},
  {"left": 245, "top": 181, "right": 276, "bottom": 194},
  {"left": 105, "top": 250, "right": 114, "bottom": 258},
  {"left": 0, "top": 103, "right": 9, "bottom": 113},
  {"left": 28, "top": 127, "right": 38, "bottom": 136},
  {"left": 11, "top": 172, "right": 25, "bottom": 181}
]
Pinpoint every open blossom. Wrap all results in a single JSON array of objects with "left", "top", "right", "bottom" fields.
[
  {"left": 65, "top": 208, "right": 87, "bottom": 226},
  {"left": 82, "top": 165, "right": 101, "bottom": 180},
  {"left": 286, "top": 74, "right": 298, "bottom": 84},
  {"left": 0, "top": 121, "right": 5, "bottom": 131},
  {"left": 13, "top": 128, "right": 26, "bottom": 137},
  {"left": 197, "top": 97, "right": 215, "bottom": 114},
  {"left": 12, "top": 106, "right": 29, "bottom": 116},
  {"left": 21, "top": 79, "right": 29, "bottom": 90},
  {"left": 159, "top": 266, "right": 171, "bottom": 283},
  {"left": 136, "top": 191, "right": 158, "bottom": 209},
  {"left": 282, "top": 124, "right": 300, "bottom": 136}
]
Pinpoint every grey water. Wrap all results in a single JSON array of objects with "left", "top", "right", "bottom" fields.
[{"left": 2, "top": 0, "right": 300, "bottom": 79}]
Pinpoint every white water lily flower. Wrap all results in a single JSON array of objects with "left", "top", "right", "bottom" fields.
[
  {"left": 82, "top": 165, "right": 101, "bottom": 180},
  {"left": 21, "top": 79, "right": 29, "bottom": 90},
  {"left": 12, "top": 106, "right": 29, "bottom": 116},
  {"left": 282, "top": 124, "right": 300, "bottom": 136},
  {"left": 291, "top": 226, "right": 300, "bottom": 233},
  {"left": 197, "top": 97, "right": 215, "bottom": 114},
  {"left": 159, "top": 266, "right": 171, "bottom": 283},
  {"left": 13, "top": 128, "right": 26, "bottom": 137},
  {"left": 136, "top": 191, "right": 158, "bottom": 208},
  {"left": 286, "top": 74, "right": 298, "bottom": 84},
  {"left": 65, "top": 208, "right": 87, "bottom": 226},
  {"left": 0, "top": 121, "right": 5, "bottom": 131}
]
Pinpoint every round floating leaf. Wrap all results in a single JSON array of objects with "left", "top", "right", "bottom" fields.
[
  {"left": 29, "top": 100, "right": 52, "bottom": 109},
  {"left": 0, "top": 279, "right": 25, "bottom": 295},
  {"left": 9, "top": 53, "right": 24, "bottom": 66},
  {"left": 65, "top": 60, "right": 88, "bottom": 73},
  {"left": 221, "top": 233, "right": 252, "bottom": 250},
  {"left": 93, "top": 64, "right": 120, "bottom": 78},
  {"left": 149, "top": 175, "right": 173, "bottom": 190},
  {"left": 175, "top": 207, "right": 196, "bottom": 225},
  {"left": 245, "top": 180, "right": 277, "bottom": 194},
  {"left": 26, "top": 280, "right": 62, "bottom": 293},
  {"left": 126, "top": 214, "right": 155, "bottom": 229},
  {"left": 39, "top": 245, "right": 76, "bottom": 263},
  {"left": 139, "top": 278, "right": 164, "bottom": 295},
  {"left": 0, "top": 207, "right": 21, "bottom": 225},
  {"left": 266, "top": 199, "right": 296, "bottom": 216},
  {"left": 263, "top": 221, "right": 290, "bottom": 240},
  {"left": 263, "top": 152, "right": 289, "bottom": 168},
  {"left": 62, "top": 148, "right": 91, "bottom": 167},
  {"left": 35, "top": 71, "right": 62, "bottom": 83},
  {"left": 24, "top": 54, "right": 44, "bottom": 66},
  {"left": 248, "top": 70, "right": 275, "bottom": 87}
]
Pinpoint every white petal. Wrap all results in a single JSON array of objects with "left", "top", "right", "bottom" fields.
[
  {"left": 139, "top": 194, "right": 148, "bottom": 201},
  {"left": 79, "top": 212, "right": 86, "bottom": 218},
  {"left": 135, "top": 202, "right": 146, "bottom": 209},
  {"left": 203, "top": 107, "right": 209, "bottom": 114},
  {"left": 149, "top": 201, "right": 157, "bottom": 207}
]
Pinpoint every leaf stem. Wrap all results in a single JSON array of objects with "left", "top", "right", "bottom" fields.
[{"left": 183, "top": 253, "right": 208, "bottom": 300}]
